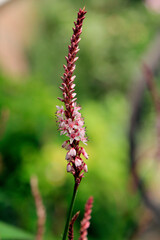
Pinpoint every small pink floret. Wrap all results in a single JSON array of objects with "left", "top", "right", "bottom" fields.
[
  {"left": 56, "top": 105, "right": 64, "bottom": 115},
  {"left": 68, "top": 148, "right": 76, "bottom": 157},
  {"left": 81, "top": 137, "right": 88, "bottom": 145},
  {"left": 71, "top": 75, "right": 76, "bottom": 82},
  {"left": 71, "top": 83, "right": 76, "bottom": 89},
  {"left": 72, "top": 93, "right": 77, "bottom": 98},
  {"left": 75, "top": 157, "right": 82, "bottom": 167},
  {"left": 77, "top": 119, "right": 84, "bottom": 127}
]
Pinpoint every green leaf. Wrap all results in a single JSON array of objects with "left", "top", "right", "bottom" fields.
[{"left": 0, "top": 221, "right": 34, "bottom": 240}]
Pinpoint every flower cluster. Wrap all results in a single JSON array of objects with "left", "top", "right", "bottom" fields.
[
  {"left": 56, "top": 104, "right": 87, "bottom": 145},
  {"left": 56, "top": 8, "right": 88, "bottom": 185}
]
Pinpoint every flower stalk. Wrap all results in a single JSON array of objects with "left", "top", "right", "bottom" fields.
[{"left": 62, "top": 183, "right": 78, "bottom": 240}]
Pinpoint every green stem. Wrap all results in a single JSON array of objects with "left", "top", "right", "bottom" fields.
[{"left": 62, "top": 182, "right": 78, "bottom": 240}]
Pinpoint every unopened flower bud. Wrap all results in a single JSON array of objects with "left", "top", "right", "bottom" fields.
[
  {"left": 66, "top": 152, "right": 72, "bottom": 160},
  {"left": 72, "top": 93, "right": 77, "bottom": 98},
  {"left": 84, "top": 163, "right": 88, "bottom": 172},
  {"left": 81, "top": 147, "right": 89, "bottom": 159},
  {"left": 71, "top": 83, "right": 76, "bottom": 89},
  {"left": 67, "top": 163, "right": 72, "bottom": 172},
  {"left": 62, "top": 140, "right": 69, "bottom": 148},
  {"left": 62, "top": 141, "right": 71, "bottom": 150}
]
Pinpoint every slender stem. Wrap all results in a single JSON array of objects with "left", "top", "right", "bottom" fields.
[{"left": 62, "top": 182, "right": 78, "bottom": 240}]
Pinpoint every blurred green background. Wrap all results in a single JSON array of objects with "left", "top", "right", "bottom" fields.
[{"left": 0, "top": 0, "right": 160, "bottom": 239}]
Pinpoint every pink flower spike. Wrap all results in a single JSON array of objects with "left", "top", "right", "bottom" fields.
[
  {"left": 75, "top": 157, "right": 82, "bottom": 167},
  {"left": 56, "top": 8, "right": 88, "bottom": 183},
  {"left": 68, "top": 211, "right": 80, "bottom": 240},
  {"left": 79, "top": 196, "right": 93, "bottom": 240},
  {"left": 68, "top": 148, "right": 76, "bottom": 157}
]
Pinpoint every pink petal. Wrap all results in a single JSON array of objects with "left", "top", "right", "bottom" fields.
[
  {"left": 75, "top": 158, "right": 82, "bottom": 167},
  {"left": 68, "top": 148, "right": 76, "bottom": 157}
]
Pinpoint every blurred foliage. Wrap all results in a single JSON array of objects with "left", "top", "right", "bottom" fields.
[
  {"left": 30, "top": 0, "right": 160, "bottom": 98},
  {"left": 1, "top": 0, "right": 160, "bottom": 239},
  {"left": 0, "top": 221, "right": 33, "bottom": 240}
]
